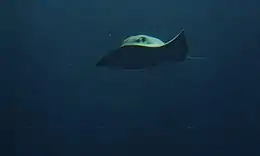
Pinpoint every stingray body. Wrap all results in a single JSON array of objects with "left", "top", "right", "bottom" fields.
[{"left": 96, "top": 29, "right": 188, "bottom": 69}]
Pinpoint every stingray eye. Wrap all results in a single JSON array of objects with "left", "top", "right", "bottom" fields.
[{"left": 136, "top": 37, "right": 146, "bottom": 43}]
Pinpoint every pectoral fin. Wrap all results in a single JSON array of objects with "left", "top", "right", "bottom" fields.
[{"left": 161, "top": 29, "right": 189, "bottom": 62}]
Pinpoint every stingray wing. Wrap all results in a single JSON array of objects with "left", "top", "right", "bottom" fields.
[
  {"left": 161, "top": 29, "right": 189, "bottom": 62},
  {"left": 96, "top": 46, "right": 160, "bottom": 69}
]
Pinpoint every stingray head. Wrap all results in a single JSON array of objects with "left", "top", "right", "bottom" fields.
[{"left": 121, "top": 35, "right": 165, "bottom": 47}]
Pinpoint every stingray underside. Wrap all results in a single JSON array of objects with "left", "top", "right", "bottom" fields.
[{"left": 96, "top": 46, "right": 162, "bottom": 69}]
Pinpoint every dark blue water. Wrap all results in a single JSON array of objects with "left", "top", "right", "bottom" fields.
[{"left": 2, "top": 0, "right": 260, "bottom": 155}]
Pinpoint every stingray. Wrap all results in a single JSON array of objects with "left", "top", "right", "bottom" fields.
[{"left": 96, "top": 29, "right": 198, "bottom": 69}]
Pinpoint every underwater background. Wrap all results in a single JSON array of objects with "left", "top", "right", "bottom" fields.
[{"left": 2, "top": 0, "right": 260, "bottom": 155}]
